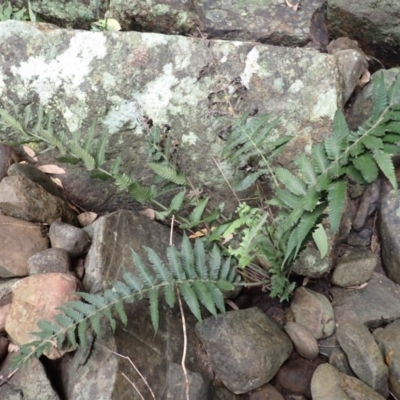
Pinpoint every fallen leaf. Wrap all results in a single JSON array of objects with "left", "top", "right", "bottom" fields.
[
  {"left": 359, "top": 69, "right": 371, "bottom": 85},
  {"left": 22, "top": 145, "right": 38, "bottom": 160},
  {"left": 67, "top": 201, "right": 81, "bottom": 213},
  {"left": 371, "top": 232, "right": 380, "bottom": 253},
  {"left": 347, "top": 282, "right": 368, "bottom": 290},
  {"left": 38, "top": 165, "right": 66, "bottom": 174},
  {"left": 8, "top": 343, "right": 19, "bottom": 353},
  {"left": 222, "top": 232, "right": 234, "bottom": 244},
  {"left": 50, "top": 177, "right": 63, "bottom": 187},
  {"left": 302, "top": 277, "right": 310, "bottom": 286},
  {"left": 140, "top": 208, "right": 156, "bottom": 220},
  {"left": 93, "top": 18, "right": 121, "bottom": 31},
  {"left": 293, "top": 2, "right": 300, "bottom": 11},
  {"left": 189, "top": 227, "right": 211, "bottom": 239},
  {"left": 285, "top": 0, "right": 293, "bottom": 6},
  {"left": 77, "top": 212, "right": 98, "bottom": 227},
  {"left": 386, "top": 351, "right": 394, "bottom": 366}
]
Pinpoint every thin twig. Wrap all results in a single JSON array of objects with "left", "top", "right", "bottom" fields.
[
  {"left": 210, "top": 154, "right": 240, "bottom": 204},
  {"left": 170, "top": 214, "right": 175, "bottom": 246},
  {"left": 96, "top": 343, "right": 156, "bottom": 400},
  {"left": 122, "top": 372, "right": 145, "bottom": 400},
  {"left": 177, "top": 289, "right": 190, "bottom": 400}
]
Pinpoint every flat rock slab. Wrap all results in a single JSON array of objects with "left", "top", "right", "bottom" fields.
[
  {"left": 331, "top": 273, "right": 400, "bottom": 328},
  {"left": 0, "top": 21, "right": 341, "bottom": 213},
  {"left": 195, "top": 307, "right": 292, "bottom": 394},
  {"left": 0, "top": 215, "right": 48, "bottom": 278}
]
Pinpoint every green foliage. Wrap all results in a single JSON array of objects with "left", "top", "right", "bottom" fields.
[
  {"left": 0, "top": 1, "right": 29, "bottom": 21},
  {"left": 223, "top": 72, "right": 400, "bottom": 280},
  {"left": 11, "top": 238, "right": 240, "bottom": 371}
]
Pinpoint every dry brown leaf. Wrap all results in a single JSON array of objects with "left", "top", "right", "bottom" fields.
[
  {"left": 38, "top": 164, "right": 66, "bottom": 174},
  {"left": 302, "top": 276, "right": 310, "bottom": 286},
  {"left": 371, "top": 232, "right": 380, "bottom": 253},
  {"left": 293, "top": 2, "right": 300, "bottom": 11},
  {"left": 140, "top": 208, "right": 156, "bottom": 220},
  {"left": 386, "top": 351, "right": 394, "bottom": 366},
  {"left": 285, "top": 0, "right": 293, "bottom": 6},
  {"left": 222, "top": 232, "right": 234, "bottom": 244},
  {"left": 359, "top": 69, "right": 371, "bottom": 85},
  {"left": 186, "top": 188, "right": 203, "bottom": 200},
  {"left": 22, "top": 145, "right": 38, "bottom": 160},
  {"left": 189, "top": 227, "right": 214, "bottom": 239},
  {"left": 67, "top": 201, "right": 81, "bottom": 213},
  {"left": 77, "top": 212, "right": 98, "bottom": 227},
  {"left": 50, "top": 177, "right": 63, "bottom": 187},
  {"left": 8, "top": 343, "right": 19, "bottom": 353},
  {"left": 347, "top": 282, "right": 368, "bottom": 290}
]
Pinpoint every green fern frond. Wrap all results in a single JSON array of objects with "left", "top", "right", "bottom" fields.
[
  {"left": 295, "top": 154, "right": 317, "bottom": 186},
  {"left": 167, "top": 246, "right": 186, "bottom": 280},
  {"left": 312, "top": 144, "right": 329, "bottom": 173},
  {"left": 194, "top": 239, "right": 207, "bottom": 279},
  {"left": 328, "top": 180, "right": 347, "bottom": 233},
  {"left": 373, "top": 149, "right": 397, "bottom": 193},
  {"left": 324, "top": 136, "right": 342, "bottom": 161},
  {"left": 84, "top": 123, "right": 96, "bottom": 152},
  {"left": 180, "top": 282, "right": 202, "bottom": 321},
  {"left": 169, "top": 190, "right": 186, "bottom": 212},
  {"left": 332, "top": 110, "right": 350, "bottom": 140},
  {"left": 68, "top": 141, "right": 96, "bottom": 170},
  {"left": 128, "top": 181, "right": 154, "bottom": 204},
  {"left": 114, "top": 173, "right": 133, "bottom": 191},
  {"left": 276, "top": 168, "right": 307, "bottom": 196},
  {"left": 148, "top": 162, "right": 186, "bottom": 185},
  {"left": 149, "top": 287, "right": 160, "bottom": 332},
  {"left": 371, "top": 73, "right": 388, "bottom": 122},
  {"left": 352, "top": 153, "right": 378, "bottom": 183},
  {"left": 95, "top": 130, "right": 108, "bottom": 167}
]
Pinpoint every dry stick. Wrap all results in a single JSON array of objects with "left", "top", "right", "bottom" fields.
[
  {"left": 170, "top": 214, "right": 175, "bottom": 246},
  {"left": 96, "top": 343, "right": 156, "bottom": 400},
  {"left": 121, "top": 372, "right": 145, "bottom": 400},
  {"left": 177, "top": 289, "right": 190, "bottom": 400},
  {"left": 210, "top": 154, "right": 240, "bottom": 204}
]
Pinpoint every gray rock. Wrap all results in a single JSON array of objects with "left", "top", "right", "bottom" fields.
[
  {"left": 353, "top": 179, "right": 381, "bottom": 231},
  {"left": 333, "top": 49, "right": 368, "bottom": 103},
  {"left": 379, "top": 181, "right": 400, "bottom": 284},
  {"left": 196, "top": 307, "right": 292, "bottom": 394},
  {"left": 291, "top": 287, "right": 335, "bottom": 339},
  {"left": 27, "top": 248, "right": 71, "bottom": 275},
  {"left": 0, "top": 353, "right": 60, "bottom": 400},
  {"left": 329, "top": 348, "right": 354, "bottom": 376},
  {"left": 311, "top": 363, "right": 385, "bottom": 400},
  {"left": 0, "top": 143, "right": 19, "bottom": 182},
  {"left": 247, "top": 383, "right": 284, "bottom": 400},
  {"left": 332, "top": 247, "right": 377, "bottom": 288},
  {"left": 291, "top": 244, "right": 331, "bottom": 278},
  {"left": 336, "top": 321, "right": 389, "bottom": 397},
  {"left": 0, "top": 174, "right": 77, "bottom": 225},
  {"left": 284, "top": 321, "right": 319, "bottom": 360},
  {"left": 374, "top": 318, "right": 400, "bottom": 399},
  {"left": 0, "top": 21, "right": 343, "bottom": 214},
  {"left": 275, "top": 357, "right": 324, "bottom": 398},
  {"left": 346, "top": 227, "right": 372, "bottom": 247},
  {"left": 49, "top": 221, "right": 91, "bottom": 258},
  {"left": 83, "top": 210, "right": 181, "bottom": 294},
  {"left": 60, "top": 299, "right": 211, "bottom": 400},
  {"left": 327, "top": 1, "right": 400, "bottom": 68},
  {"left": 332, "top": 273, "right": 400, "bottom": 327},
  {"left": 0, "top": 215, "right": 48, "bottom": 278},
  {"left": 8, "top": 163, "right": 65, "bottom": 200}
]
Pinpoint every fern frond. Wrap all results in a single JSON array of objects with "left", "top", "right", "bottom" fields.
[
  {"left": 180, "top": 282, "right": 202, "bottom": 322},
  {"left": 148, "top": 162, "right": 186, "bottom": 185},
  {"left": 128, "top": 181, "right": 153, "bottom": 204},
  {"left": 233, "top": 169, "right": 269, "bottom": 191},
  {"left": 144, "top": 246, "right": 172, "bottom": 283},
  {"left": 324, "top": 136, "right": 342, "bottom": 161},
  {"left": 167, "top": 246, "right": 186, "bottom": 280},
  {"left": 373, "top": 149, "right": 397, "bottom": 192},
  {"left": 295, "top": 154, "right": 317, "bottom": 186},
  {"left": 181, "top": 234, "right": 196, "bottom": 278},
  {"left": 352, "top": 153, "right": 379, "bottom": 183},
  {"left": 95, "top": 130, "right": 108, "bottom": 167},
  {"left": 68, "top": 141, "right": 96, "bottom": 170},
  {"left": 387, "top": 74, "right": 400, "bottom": 105},
  {"left": 276, "top": 168, "right": 307, "bottom": 196},
  {"left": 328, "top": 180, "right": 347, "bottom": 233},
  {"left": 84, "top": 123, "right": 96, "bottom": 152},
  {"left": 194, "top": 239, "right": 207, "bottom": 279},
  {"left": 169, "top": 190, "right": 186, "bottom": 212},
  {"left": 332, "top": 110, "right": 350, "bottom": 140},
  {"left": 149, "top": 287, "right": 160, "bottom": 333},
  {"left": 371, "top": 73, "right": 388, "bottom": 122}
]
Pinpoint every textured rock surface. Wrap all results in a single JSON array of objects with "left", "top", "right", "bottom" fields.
[
  {"left": 0, "top": 215, "right": 48, "bottom": 277},
  {"left": 5, "top": 273, "right": 81, "bottom": 359},
  {"left": 332, "top": 247, "right": 377, "bottom": 287},
  {"left": 0, "top": 21, "right": 342, "bottom": 214},
  {"left": 327, "top": 0, "right": 400, "bottom": 67},
  {"left": 83, "top": 210, "right": 181, "bottom": 293},
  {"left": 284, "top": 322, "right": 319, "bottom": 360},
  {"left": 374, "top": 318, "right": 400, "bottom": 398},
  {"left": 332, "top": 273, "right": 400, "bottom": 327},
  {"left": 27, "top": 247, "right": 71, "bottom": 275},
  {"left": 336, "top": 321, "right": 389, "bottom": 397},
  {"left": 291, "top": 287, "right": 335, "bottom": 339},
  {"left": 196, "top": 307, "right": 292, "bottom": 394},
  {"left": 311, "top": 363, "right": 385, "bottom": 400},
  {"left": 0, "top": 174, "right": 77, "bottom": 225}
]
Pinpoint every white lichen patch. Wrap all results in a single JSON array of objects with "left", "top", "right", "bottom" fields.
[
  {"left": 182, "top": 131, "right": 198, "bottom": 145},
  {"left": 240, "top": 47, "right": 260, "bottom": 89},
  {"left": 11, "top": 33, "right": 107, "bottom": 107},
  {"left": 0, "top": 72, "right": 5, "bottom": 96},
  {"left": 174, "top": 38, "right": 192, "bottom": 69},
  {"left": 288, "top": 79, "right": 304, "bottom": 94},
  {"left": 102, "top": 72, "right": 116, "bottom": 91},
  {"left": 140, "top": 32, "right": 167, "bottom": 48},
  {"left": 311, "top": 89, "right": 338, "bottom": 121},
  {"left": 137, "top": 63, "right": 178, "bottom": 124}
]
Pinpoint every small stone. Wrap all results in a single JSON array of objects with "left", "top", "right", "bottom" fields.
[
  {"left": 0, "top": 304, "right": 11, "bottom": 333},
  {"left": 28, "top": 248, "right": 71, "bottom": 275},
  {"left": 284, "top": 322, "right": 319, "bottom": 360},
  {"left": 49, "top": 221, "right": 91, "bottom": 257},
  {"left": 0, "top": 215, "right": 48, "bottom": 278},
  {"left": 248, "top": 383, "right": 284, "bottom": 400},
  {"left": 336, "top": 320, "right": 389, "bottom": 397},
  {"left": 353, "top": 180, "right": 381, "bottom": 231},
  {"left": 346, "top": 227, "right": 372, "bottom": 247},
  {"left": 329, "top": 348, "right": 354, "bottom": 376},
  {"left": 332, "top": 247, "right": 377, "bottom": 288},
  {"left": 291, "top": 287, "right": 335, "bottom": 339},
  {"left": 8, "top": 163, "right": 64, "bottom": 200}
]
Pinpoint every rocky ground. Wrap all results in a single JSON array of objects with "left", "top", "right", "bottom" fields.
[{"left": 0, "top": 1, "right": 400, "bottom": 400}]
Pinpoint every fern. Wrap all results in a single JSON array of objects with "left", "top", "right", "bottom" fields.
[{"left": 11, "top": 238, "right": 240, "bottom": 371}]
